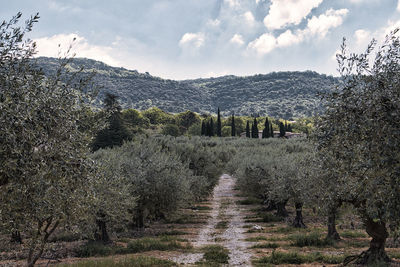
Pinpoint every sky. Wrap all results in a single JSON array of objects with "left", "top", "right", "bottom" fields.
[{"left": 1, "top": 0, "right": 400, "bottom": 80}]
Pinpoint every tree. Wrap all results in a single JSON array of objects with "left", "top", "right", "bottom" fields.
[
  {"left": 231, "top": 113, "right": 236, "bottom": 137},
  {"left": 0, "top": 13, "right": 103, "bottom": 266},
  {"left": 245, "top": 121, "right": 250, "bottom": 138},
  {"left": 314, "top": 33, "right": 400, "bottom": 265},
  {"left": 92, "top": 93, "right": 131, "bottom": 151},
  {"left": 262, "top": 117, "right": 270, "bottom": 138},
  {"left": 251, "top": 117, "right": 259, "bottom": 138},
  {"left": 201, "top": 121, "right": 206, "bottom": 136},
  {"left": 176, "top": 110, "right": 201, "bottom": 130},
  {"left": 279, "top": 122, "right": 286, "bottom": 137},
  {"left": 217, "top": 107, "right": 222, "bottom": 137},
  {"left": 161, "top": 124, "right": 180, "bottom": 137},
  {"left": 209, "top": 117, "right": 214, "bottom": 137}
]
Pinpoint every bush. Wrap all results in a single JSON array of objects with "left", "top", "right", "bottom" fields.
[{"left": 127, "top": 237, "right": 190, "bottom": 253}]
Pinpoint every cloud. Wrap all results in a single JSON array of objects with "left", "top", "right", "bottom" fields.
[
  {"left": 264, "top": 0, "right": 323, "bottom": 30},
  {"left": 398, "top": 0, "right": 400, "bottom": 11},
  {"left": 304, "top": 8, "right": 348, "bottom": 38},
  {"left": 230, "top": 34, "right": 245, "bottom": 46},
  {"left": 277, "top": 30, "right": 302, "bottom": 47},
  {"left": 247, "top": 33, "right": 276, "bottom": 55},
  {"left": 354, "top": 29, "right": 371, "bottom": 46},
  {"left": 224, "top": 0, "right": 240, "bottom": 8},
  {"left": 242, "top": 11, "right": 255, "bottom": 25},
  {"left": 179, "top": 32, "right": 205, "bottom": 48},
  {"left": 34, "top": 33, "right": 120, "bottom": 66}
]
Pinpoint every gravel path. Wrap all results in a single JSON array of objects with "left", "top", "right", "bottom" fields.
[{"left": 173, "top": 174, "right": 252, "bottom": 266}]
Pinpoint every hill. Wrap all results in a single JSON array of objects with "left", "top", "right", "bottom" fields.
[{"left": 36, "top": 57, "right": 339, "bottom": 119}]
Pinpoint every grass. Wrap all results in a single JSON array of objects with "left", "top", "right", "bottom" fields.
[
  {"left": 273, "top": 226, "right": 307, "bottom": 234},
  {"left": 49, "top": 232, "right": 81, "bottom": 242},
  {"left": 251, "top": 242, "right": 279, "bottom": 249},
  {"left": 340, "top": 230, "right": 368, "bottom": 238},
  {"left": 127, "top": 237, "right": 191, "bottom": 253},
  {"left": 191, "top": 206, "right": 212, "bottom": 211},
  {"left": 60, "top": 256, "right": 177, "bottom": 266},
  {"left": 216, "top": 221, "right": 228, "bottom": 229},
  {"left": 236, "top": 197, "right": 263, "bottom": 205},
  {"left": 198, "top": 245, "right": 230, "bottom": 265},
  {"left": 245, "top": 236, "right": 269, "bottom": 242},
  {"left": 156, "top": 230, "right": 188, "bottom": 236},
  {"left": 76, "top": 236, "right": 191, "bottom": 257},
  {"left": 290, "top": 232, "right": 333, "bottom": 247},
  {"left": 254, "top": 251, "right": 345, "bottom": 265}
]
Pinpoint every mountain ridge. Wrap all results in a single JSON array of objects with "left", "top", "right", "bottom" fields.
[{"left": 35, "top": 57, "right": 339, "bottom": 119}]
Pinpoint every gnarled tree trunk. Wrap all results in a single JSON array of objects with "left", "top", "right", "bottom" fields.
[
  {"left": 292, "top": 202, "right": 306, "bottom": 228},
  {"left": 346, "top": 218, "right": 390, "bottom": 265},
  {"left": 326, "top": 207, "right": 340, "bottom": 240},
  {"left": 276, "top": 200, "right": 288, "bottom": 217}
]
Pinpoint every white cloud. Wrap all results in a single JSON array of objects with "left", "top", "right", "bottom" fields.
[
  {"left": 34, "top": 33, "right": 120, "bottom": 66},
  {"left": 224, "top": 0, "right": 240, "bottom": 8},
  {"left": 242, "top": 11, "right": 255, "bottom": 25},
  {"left": 398, "top": 0, "right": 400, "bottom": 11},
  {"left": 304, "top": 8, "right": 348, "bottom": 38},
  {"left": 354, "top": 29, "right": 371, "bottom": 46},
  {"left": 247, "top": 33, "right": 276, "bottom": 55},
  {"left": 264, "top": 0, "right": 323, "bottom": 30},
  {"left": 179, "top": 32, "right": 205, "bottom": 48},
  {"left": 207, "top": 19, "right": 221, "bottom": 27},
  {"left": 277, "top": 30, "right": 302, "bottom": 47},
  {"left": 230, "top": 34, "right": 245, "bottom": 46}
]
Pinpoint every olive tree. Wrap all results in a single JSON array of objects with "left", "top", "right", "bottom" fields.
[
  {"left": 314, "top": 31, "right": 400, "bottom": 264},
  {"left": 0, "top": 13, "right": 102, "bottom": 266}
]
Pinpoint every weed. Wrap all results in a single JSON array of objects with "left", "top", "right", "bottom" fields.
[
  {"left": 251, "top": 242, "right": 279, "bottom": 249},
  {"left": 236, "top": 197, "right": 262, "bottom": 205},
  {"left": 191, "top": 206, "right": 212, "bottom": 211},
  {"left": 127, "top": 237, "right": 191, "bottom": 253},
  {"left": 340, "top": 230, "right": 368, "bottom": 238},
  {"left": 60, "top": 256, "right": 177, "bottom": 266},
  {"left": 254, "top": 251, "right": 345, "bottom": 265},
  {"left": 216, "top": 221, "right": 228, "bottom": 229},
  {"left": 199, "top": 245, "right": 229, "bottom": 264},
  {"left": 290, "top": 232, "right": 333, "bottom": 247},
  {"left": 156, "top": 230, "right": 188, "bottom": 236},
  {"left": 245, "top": 236, "right": 269, "bottom": 242}
]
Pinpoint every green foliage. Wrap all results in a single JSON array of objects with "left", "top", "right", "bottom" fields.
[
  {"left": 313, "top": 31, "right": 400, "bottom": 262},
  {"left": 161, "top": 124, "right": 180, "bottom": 137},
  {"left": 142, "top": 107, "right": 175, "bottom": 125},
  {"left": 0, "top": 13, "right": 104, "bottom": 266}
]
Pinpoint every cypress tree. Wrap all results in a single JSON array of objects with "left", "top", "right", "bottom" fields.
[
  {"left": 231, "top": 112, "right": 236, "bottom": 137},
  {"left": 262, "top": 117, "right": 270, "bottom": 138},
  {"left": 246, "top": 121, "right": 250, "bottom": 138},
  {"left": 270, "top": 124, "right": 274, "bottom": 138},
  {"left": 201, "top": 121, "right": 206, "bottom": 136},
  {"left": 252, "top": 117, "right": 259, "bottom": 138},
  {"left": 210, "top": 118, "right": 214, "bottom": 137},
  {"left": 217, "top": 107, "right": 222, "bottom": 137},
  {"left": 279, "top": 122, "right": 286, "bottom": 137}
]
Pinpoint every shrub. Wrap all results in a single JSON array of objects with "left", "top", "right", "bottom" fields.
[{"left": 290, "top": 232, "right": 333, "bottom": 247}]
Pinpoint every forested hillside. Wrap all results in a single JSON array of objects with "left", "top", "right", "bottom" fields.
[{"left": 36, "top": 57, "right": 339, "bottom": 119}]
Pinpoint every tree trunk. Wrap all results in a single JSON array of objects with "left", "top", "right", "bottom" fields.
[
  {"left": 11, "top": 231, "right": 23, "bottom": 244},
  {"left": 347, "top": 218, "right": 390, "bottom": 265},
  {"left": 276, "top": 200, "right": 288, "bottom": 217},
  {"left": 96, "top": 219, "right": 111, "bottom": 244},
  {"left": 326, "top": 207, "right": 340, "bottom": 240},
  {"left": 292, "top": 202, "right": 306, "bottom": 228},
  {"left": 264, "top": 200, "right": 276, "bottom": 211}
]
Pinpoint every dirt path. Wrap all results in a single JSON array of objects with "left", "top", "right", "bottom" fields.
[{"left": 173, "top": 174, "right": 252, "bottom": 266}]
